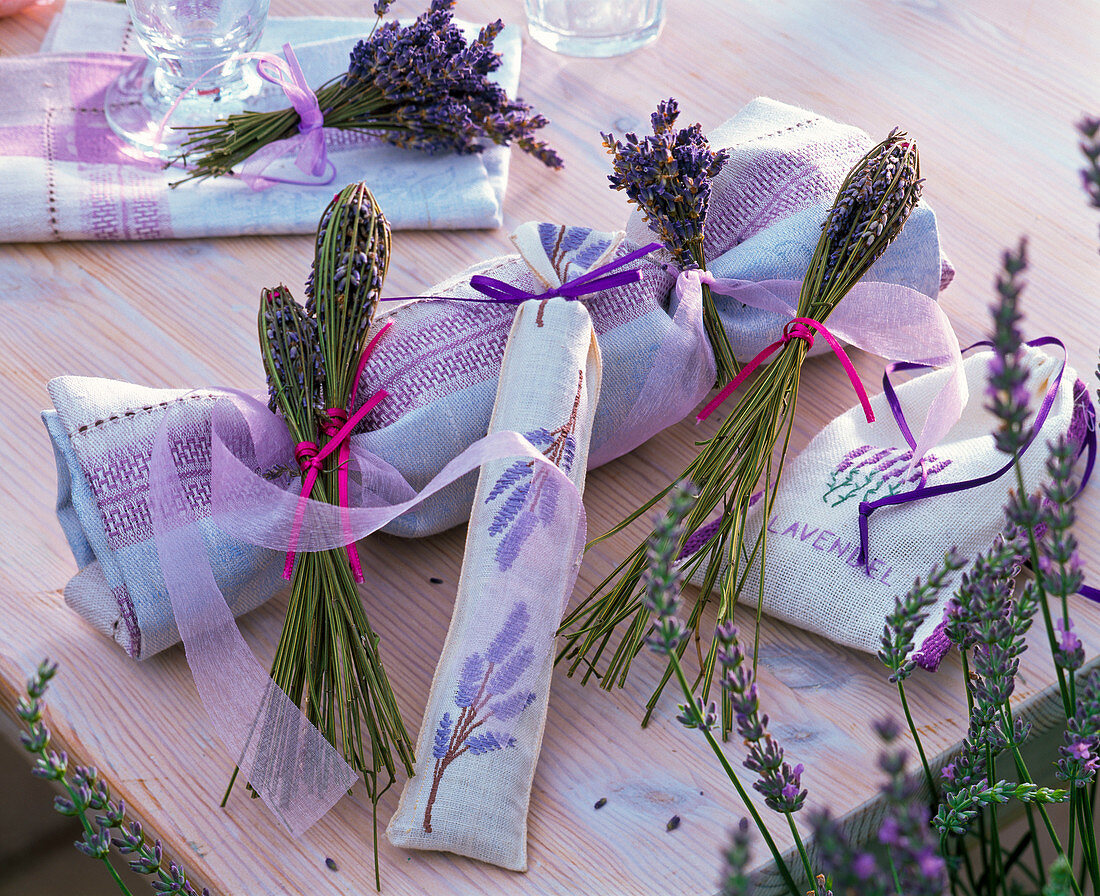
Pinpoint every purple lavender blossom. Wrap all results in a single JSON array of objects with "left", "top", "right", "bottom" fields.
[
  {"left": 342, "top": 3, "right": 562, "bottom": 167},
  {"left": 603, "top": 98, "right": 728, "bottom": 272},
  {"left": 1059, "top": 668, "right": 1100, "bottom": 787},
  {"left": 879, "top": 549, "right": 964, "bottom": 683},
  {"left": 986, "top": 239, "right": 1032, "bottom": 456},
  {"left": 716, "top": 625, "right": 807, "bottom": 814}
]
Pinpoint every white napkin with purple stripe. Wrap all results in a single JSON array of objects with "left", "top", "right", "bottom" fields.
[{"left": 0, "top": 1, "right": 519, "bottom": 241}]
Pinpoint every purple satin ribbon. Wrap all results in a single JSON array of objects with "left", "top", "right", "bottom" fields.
[
  {"left": 859, "top": 338, "right": 1099, "bottom": 601},
  {"left": 462, "top": 242, "right": 664, "bottom": 304},
  {"left": 237, "top": 44, "right": 335, "bottom": 190}
]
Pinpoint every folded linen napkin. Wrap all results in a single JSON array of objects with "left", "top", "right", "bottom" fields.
[
  {"left": 44, "top": 98, "right": 956, "bottom": 659},
  {"left": 0, "top": 1, "right": 517, "bottom": 241}
]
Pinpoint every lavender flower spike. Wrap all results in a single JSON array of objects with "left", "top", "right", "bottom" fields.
[
  {"left": 986, "top": 238, "right": 1031, "bottom": 456},
  {"left": 640, "top": 481, "right": 696, "bottom": 654}
]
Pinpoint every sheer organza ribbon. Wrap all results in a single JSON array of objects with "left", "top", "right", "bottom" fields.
[
  {"left": 695, "top": 317, "right": 874, "bottom": 424},
  {"left": 237, "top": 44, "right": 336, "bottom": 190},
  {"left": 677, "top": 270, "right": 967, "bottom": 465},
  {"left": 147, "top": 387, "right": 584, "bottom": 836},
  {"left": 157, "top": 43, "right": 335, "bottom": 189}
]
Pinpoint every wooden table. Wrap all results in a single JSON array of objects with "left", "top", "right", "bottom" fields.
[{"left": 2, "top": 1, "right": 1099, "bottom": 893}]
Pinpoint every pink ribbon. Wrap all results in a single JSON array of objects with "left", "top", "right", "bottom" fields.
[
  {"left": 696, "top": 316, "right": 874, "bottom": 423},
  {"left": 284, "top": 322, "right": 392, "bottom": 581},
  {"left": 677, "top": 270, "right": 966, "bottom": 463},
  {"left": 238, "top": 44, "right": 335, "bottom": 190}
]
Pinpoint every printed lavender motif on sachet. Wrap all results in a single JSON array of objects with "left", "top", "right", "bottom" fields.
[
  {"left": 424, "top": 602, "right": 537, "bottom": 833},
  {"left": 535, "top": 223, "right": 614, "bottom": 283},
  {"left": 822, "top": 445, "right": 952, "bottom": 507},
  {"left": 484, "top": 371, "right": 582, "bottom": 571}
]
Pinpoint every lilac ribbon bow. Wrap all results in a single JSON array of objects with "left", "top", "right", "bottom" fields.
[
  {"left": 238, "top": 44, "right": 335, "bottom": 190},
  {"left": 466, "top": 242, "right": 663, "bottom": 304}
]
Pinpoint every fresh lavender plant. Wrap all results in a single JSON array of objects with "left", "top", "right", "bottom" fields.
[
  {"left": 171, "top": 1, "right": 562, "bottom": 183},
  {"left": 716, "top": 625, "right": 806, "bottom": 817},
  {"left": 1079, "top": 116, "right": 1100, "bottom": 212},
  {"left": 638, "top": 482, "right": 808, "bottom": 895},
  {"left": 986, "top": 239, "right": 1032, "bottom": 456},
  {"left": 879, "top": 550, "right": 964, "bottom": 799},
  {"left": 718, "top": 818, "right": 754, "bottom": 896},
  {"left": 16, "top": 660, "right": 215, "bottom": 896},
  {"left": 602, "top": 98, "right": 737, "bottom": 386}
]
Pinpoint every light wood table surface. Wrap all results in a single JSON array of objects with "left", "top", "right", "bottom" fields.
[{"left": 2, "top": 1, "right": 1099, "bottom": 893}]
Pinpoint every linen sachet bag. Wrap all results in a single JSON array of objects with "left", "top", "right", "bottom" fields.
[
  {"left": 685, "top": 343, "right": 1092, "bottom": 669},
  {"left": 387, "top": 298, "right": 599, "bottom": 869},
  {"left": 43, "top": 98, "right": 953, "bottom": 659}
]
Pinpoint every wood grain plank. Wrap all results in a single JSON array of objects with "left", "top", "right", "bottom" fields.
[{"left": 1, "top": 0, "right": 1099, "bottom": 893}]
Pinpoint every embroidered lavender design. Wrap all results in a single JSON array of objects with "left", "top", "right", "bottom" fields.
[
  {"left": 484, "top": 371, "right": 583, "bottom": 571},
  {"left": 423, "top": 602, "right": 537, "bottom": 833},
  {"left": 822, "top": 445, "right": 951, "bottom": 507}
]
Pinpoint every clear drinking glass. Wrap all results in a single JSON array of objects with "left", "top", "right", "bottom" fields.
[
  {"left": 106, "top": 0, "right": 271, "bottom": 158},
  {"left": 524, "top": 0, "right": 664, "bottom": 57}
]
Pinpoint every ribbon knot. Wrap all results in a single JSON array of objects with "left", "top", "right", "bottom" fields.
[
  {"left": 238, "top": 44, "right": 336, "bottom": 190},
  {"left": 467, "top": 242, "right": 663, "bottom": 305},
  {"left": 294, "top": 441, "right": 320, "bottom": 470},
  {"left": 282, "top": 322, "right": 394, "bottom": 582},
  {"left": 696, "top": 315, "right": 874, "bottom": 424}
]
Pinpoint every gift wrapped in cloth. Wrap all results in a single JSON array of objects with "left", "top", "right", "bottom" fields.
[{"left": 43, "top": 97, "right": 954, "bottom": 659}]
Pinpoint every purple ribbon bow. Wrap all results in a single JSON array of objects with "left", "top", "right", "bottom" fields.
[{"left": 466, "top": 242, "right": 663, "bottom": 304}]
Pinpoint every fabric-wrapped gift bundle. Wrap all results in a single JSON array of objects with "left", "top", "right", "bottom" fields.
[
  {"left": 682, "top": 342, "right": 1095, "bottom": 667},
  {"left": 42, "top": 97, "right": 956, "bottom": 661}
]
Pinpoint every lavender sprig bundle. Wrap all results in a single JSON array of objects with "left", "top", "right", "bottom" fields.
[
  {"left": 561, "top": 131, "right": 923, "bottom": 737},
  {"left": 16, "top": 660, "right": 216, "bottom": 896},
  {"left": 601, "top": 99, "right": 737, "bottom": 387},
  {"left": 258, "top": 184, "right": 414, "bottom": 886},
  {"left": 171, "top": 0, "right": 562, "bottom": 184}
]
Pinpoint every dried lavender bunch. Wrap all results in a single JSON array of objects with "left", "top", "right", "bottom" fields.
[
  {"left": 16, "top": 660, "right": 216, "bottom": 896},
  {"left": 171, "top": 1, "right": 562, "bottom": 184},
  {"left": 259, "top": 285, "right": 323, "bottom": 427},
  {"left": 602, "top": 98, "right": 737, "bottom": 386},
  {"left": 562, "top": 132, "right": 923, "bottom": 739},
  {"left": 256, "top": 185, "right": 414, "bottom": 888}
]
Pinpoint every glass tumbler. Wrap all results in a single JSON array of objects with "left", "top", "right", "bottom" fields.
[
  {"left": 524, "top": 0, "right": 664, "bottom": 57},
  {"left": 106, "top": 0, "right": 271, "bottom": 158}
]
